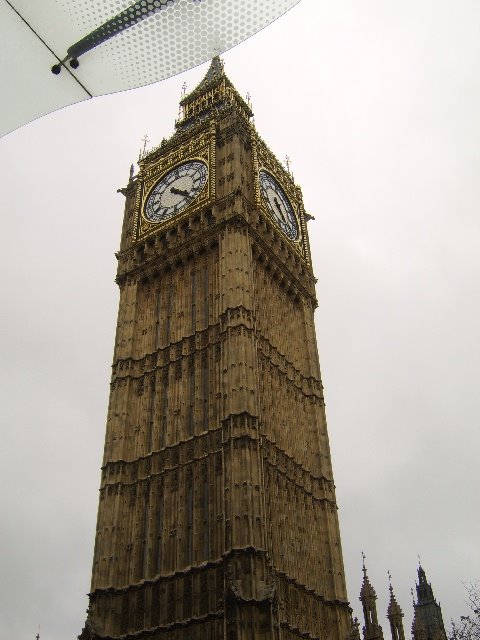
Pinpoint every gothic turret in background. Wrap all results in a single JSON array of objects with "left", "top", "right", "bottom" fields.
[
  {"left": 412, "top": 566, "right": 447, "bottom": 640},
  {"left": 360, "top": 557, "right": 384, "bottom": 640},
  {"left": 387, "top": 577, "right": 405, "bottom": 640}
]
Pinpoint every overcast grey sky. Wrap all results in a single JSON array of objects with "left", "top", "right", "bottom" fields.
[{"left": 0, "top": 1, "right": 479, "bottom": 639}]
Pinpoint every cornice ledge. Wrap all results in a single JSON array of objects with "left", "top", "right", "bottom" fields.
[
  {"left": 274, "top": 570, "right": 349, "bottom": 609},
  {"left": 250, "top": 232, "right": 317, "bottom": 303},
  {"left": 261, "top": 436, "right": 333, "bottom": 487},
  {"left": 90, "top": 546, "right": 269, "bottom": 597},
  {"left": 102, "top": 425, "right": 223, "bottom": 471},
  {"left": 278, "top": 621, "right": 319, "bottom": 640},
  {"left": 115, "top": 229, "right": 220, "bottom": 283},
  {"left": 83, "top": 610, "right": 224, "bottom": 640},
  {"left": 263, "top": 460, "right": 337, "bottom": 506},
  {"left": 257, "top": 335, "right": 323, "bottom": 390}
]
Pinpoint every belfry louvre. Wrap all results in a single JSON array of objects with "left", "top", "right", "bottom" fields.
[{"left": 80, "top": 57, "right": 350, "bottom": 640}]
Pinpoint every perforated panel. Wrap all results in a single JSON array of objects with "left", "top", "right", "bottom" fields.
[
  {"left": 58, "top": 0, "right": 301, "bottom": 92},
  {"left": 1, "top": 0, "right": 301, "bottom": 136}
]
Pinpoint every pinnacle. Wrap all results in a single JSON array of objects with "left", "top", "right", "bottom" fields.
[
  {"left": 388, "top": 584, "right": 404, "bottom": 618},
  {"left": 360, "top": 556, "right": 377, "bottom": 601},
  {"left": 360, "top": 570, "right": 377, "bottom": 600}
]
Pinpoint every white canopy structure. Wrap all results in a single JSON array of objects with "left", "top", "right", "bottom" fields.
[{"left": 0, "top": 0, "right": 301, "bottom": 137}]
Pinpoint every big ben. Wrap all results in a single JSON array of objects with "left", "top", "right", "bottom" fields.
[{"left": 81, "top": 57, "right": 351, "bottom": 640}]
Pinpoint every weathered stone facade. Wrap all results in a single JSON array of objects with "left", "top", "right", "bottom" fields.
[{"left": 81, "top": 58, "right": 350, "bottom": 640}]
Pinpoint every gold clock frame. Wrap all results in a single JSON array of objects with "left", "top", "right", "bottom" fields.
[
  {"left": 133, "top": 123, "right": 216, "bottom": 241},
  {"left": 251, "top": 130, "right": 306, "bottom": 257},
  {"left": 141, "top": 158, "right": 209, "bottom": 222}
]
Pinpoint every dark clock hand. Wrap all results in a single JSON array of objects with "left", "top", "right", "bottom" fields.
[
  {"left": 170, "top": 186, "right": 190, "bottom": 198},
  {"left": 273, "top": 196, "right": 287, "bottom": 223}
]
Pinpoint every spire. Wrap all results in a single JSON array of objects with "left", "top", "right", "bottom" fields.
[
  {"left": 181, "top": 56, "right": 225, "bottom": 103},
  {"left": 387, "top": 574, "right": 405, "bottom": 640},
  {"left": 359, "top": 554, "right": 384, "bottom": 640},
  {"left": 177, "top": 56, "right": 253, "bottom": 129},
  {"left": 412, "top": 565, "right": 447, "bottom": 640}
]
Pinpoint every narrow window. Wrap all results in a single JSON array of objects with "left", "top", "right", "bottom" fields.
[
  {"left": 155, "top": 286, "right": 162, "bottom": 348},
  {"left": 187, "top": 356, "right": 195, "bottom": 437},
  {"left": 203, "top": 474, "right": 210, "bottom": 559},
  {"left": 203, "top": 260, "right": 209, "bottom": 328},
  {"left": 161, "top": 367, "right": 168, "bottom": 448},
  {"left": 139, "top": 484, "right": 150, "bottom": 579},
  {"left": 191, "top": 268, "right": 196, "bottom": 333},
  {"left": 146, "top": 373, "right": 156, "bottom": 453},
  {"left": 202, "top": 353, "right": 209, "bottom": 430},
  {"left": 186, "top": 476, "right": 194, "bottom": 564},
  {"left": 154, "top": 481, "right": 164, "bottom": 574},
  {"left": 165, "top": 276, "right": 173, "bottom": 343}
]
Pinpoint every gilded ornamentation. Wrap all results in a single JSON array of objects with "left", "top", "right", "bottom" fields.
[
  {"left": 134, "top": 129, "right": 215, "bottom": 242},
  {"left": 252, "top": 129, "right": 308, "bottom": 260}
]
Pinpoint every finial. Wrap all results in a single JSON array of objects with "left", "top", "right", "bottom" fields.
[
  {"left": 36, "top": 623, "right": 40, "bottom": 640},
  {"left": 417, "top": 553, "right": 422, "bottom": 567},
  {"left": 181, "top": 81, "right": 187, "bottom": 97},
  {"left": 139, "top": 133, "right": 149, "bottom": 160},
  {"left": 285, "top": 155, "right": 291, "bottom": 174},
  {"left": 246, "top": 92, "right": 252, "bottom": 108},
  {"left": 129, "top": 164, "right": 134, "bottom": 181},
  {"left": 362, "top": 550, "right": 367, "bottom": 573},
  {"left": 388, "top": 570, "right": 392, "bottom": 589}
]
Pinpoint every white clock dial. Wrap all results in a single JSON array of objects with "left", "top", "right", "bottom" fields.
[
  {"left": 259, "top": 170, "right": 298, "bottom": 240},
  {"left": 144, "top": 160, "right": 208, "bottom": 223}
]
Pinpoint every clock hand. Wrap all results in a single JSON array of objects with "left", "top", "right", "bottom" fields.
[
  {"left": 273, "top": 196, "right": 287, "bottom": 223},
  {"left": 170, "top": 186, "right": 190, "bottom": 197}
]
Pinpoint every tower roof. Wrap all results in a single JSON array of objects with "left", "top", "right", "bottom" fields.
[
  {"left": 360, "top": 573, "right": 377, "bottom": 600},
  {"left": 180, "top": 56, "right": 226, "bottom": 104},
  {"left": 177, "top": 56, "right": 253, "bottom": 128}
]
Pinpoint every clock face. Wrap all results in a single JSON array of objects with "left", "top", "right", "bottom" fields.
[
  {"left": 144, "top": 160, "right": 208, "bottom": 223},
  {"left": 259, "top": 170, "right": 298, "bottom": 240}
]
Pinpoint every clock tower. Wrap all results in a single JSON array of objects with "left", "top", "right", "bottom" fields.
[{"left": 81, "top": 57, "right": 350, "bottom": 640}]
